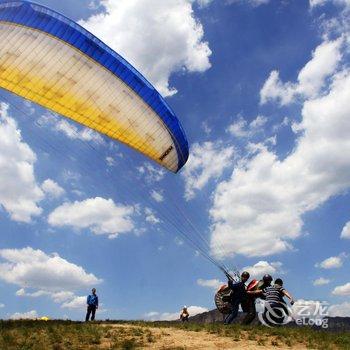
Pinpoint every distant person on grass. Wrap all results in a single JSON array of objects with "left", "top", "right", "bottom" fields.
[
  {"left": 180, "top": 306, "right": 189, "bottom": 322},
  {"left": 85, "top": 288, "right": 99, "bottom": 322}
]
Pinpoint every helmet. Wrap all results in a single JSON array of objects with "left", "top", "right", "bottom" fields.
[
  {"left": 241, "top": 271, "right": 250, "bottom": 279},
  {"left": 263, "top": 274, "right": 272, "bottom": 283}
]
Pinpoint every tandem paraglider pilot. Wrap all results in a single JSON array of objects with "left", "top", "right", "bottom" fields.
[
  {"left": 224, "top": 271, "right": 250, "bottom": 325},
  {"left": 85, "top": 288, "right": 99, "bottom": 322}
]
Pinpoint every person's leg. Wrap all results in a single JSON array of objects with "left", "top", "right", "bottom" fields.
[
  {"left": 91, "top": 306, "right": 96, "bottom": 321},
  {"left": 224, "top": 301, "right": 239, "bottom": 324},
  {"left": 241, "top": 298, "right": 256, "bottom": 325},
  {"left": 85, "top": 306, "right": 91, "bottom": 322}
]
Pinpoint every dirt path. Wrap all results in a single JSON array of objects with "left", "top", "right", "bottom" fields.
[{"left": 102, "top": 324, "right": 312, "bottom": 349}]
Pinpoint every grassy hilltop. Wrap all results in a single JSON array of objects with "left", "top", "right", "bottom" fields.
[{"left": 1, "top": 320, "right": 350, "bottom": 349}]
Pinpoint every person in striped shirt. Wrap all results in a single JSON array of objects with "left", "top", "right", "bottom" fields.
[
  {"left": 262, "top": 278, "right": 294, "bottom": 325},
  {"left": 264, "top": 278, "right": 294, "bottom": 304}
]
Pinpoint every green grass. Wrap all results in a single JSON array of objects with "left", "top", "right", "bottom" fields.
[{"left": 0, "top": 319, "right": 349, "bottom": 349}]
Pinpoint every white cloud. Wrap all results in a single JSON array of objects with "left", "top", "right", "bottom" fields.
[
  {"left": 144, "top": 305, "right": 208, "bottom": 321},
  {"left": 16, "top": 288, "right": 75, "bottom": 303},
  {"left": 0, "top": 247, "right": 101, "bottom": 292},
  {"left": 137, "top": 163, "right": 165, "bottom": 183},
  {"left": 106, "top": 156, "right": 116, "bottom": 167},
  {"left": 79, "top": 0, "right": 212, "bottom": 97},
  {"left": 195, "top": 0, "right": 214, "bottom": 8},
  {"left": 201, "top": 121, "right": 212, "bottom": 135},
  {"left": 42, "top": 179, "right": 65, "bottom": 199},
  {"left": 291, "top": 300, "right": 329, "bottom": 320},
  {"left": 10, "top": 310, "right": 38, "bottom": 320},
  {"left": 227, "top": 115, "right": 267, "bottom": 138},
  {"left": 150, "top": 190, "right": 164, "bottom": 203},
  {"left": 174, "top": 237, "right": 184, "bottom": 246},
  {"left": 210, "top": 63, "right": 350, "bottom": 258},
  {"left": 0, "top": 103, "right": 44, "bottom": 222},
  {"left": 145, "top": 207, "right": 160, "bottom": 224},
  {"left": 0, "top": 303, "right": 4, "bottom": 308},
  {"left": 226, "top": 0, "right": 270, "bottom": 6},
  {"left": 316, "top": 253, "right": 347, "bottom": 269},
  {"left": 341, "top": 221, "right": 350, "bottom": 239},
  {"left": 332, "top": 282, "right": 350, "bottom": 296},
  {"left": 182, "top": 141, "right": 235, "bottom": 200},
  {"left": 313, "top": 277, "right": 331, "bottom": 286},
  {"left": 61, "top": 296, "right": 87, "bottom": 309},
  {"left": 37, "top": 113, "right": 104, "bottom": 144},
  {"left": 48, "top": 197, "right": 135, "bottom": 239},
  {"left": 197, "top": 278, "right": 223, "bottom": 290},
  {"left": 328, "top": 302, "right": 350, "bottom": 317},
  {"left": 242, "top": 261, "right": 283, "bottom": 280},
  {"left": 310, "top": 0, "right": 350, "bottom": 8},
  {"left": 260, "top": 38, "right": 343, "bottom": 106}
]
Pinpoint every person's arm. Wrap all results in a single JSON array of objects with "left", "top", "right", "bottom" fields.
[
  {"left": 247, "top": 289, "right": 263, "bottom": 296},
  {"left": 282, "top": 289, "right": 294, "bottom": 305},
  {"left": 87, "top": 295, "right": 90, "bottom": 305},
  {"left": 96, "top": 296, "right": 99, "bottom": 309}
]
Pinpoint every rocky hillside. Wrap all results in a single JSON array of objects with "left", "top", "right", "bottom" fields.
[{"left": 189, "top": 309, "right": 350, "bottom": 331}]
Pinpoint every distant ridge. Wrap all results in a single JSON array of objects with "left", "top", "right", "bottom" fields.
[{"left": 188, "top": 309, "right": 350, "bottom": 331}]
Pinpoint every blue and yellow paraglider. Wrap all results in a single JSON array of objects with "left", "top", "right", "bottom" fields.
[{"left": 0, "top": 0, "right": 188, "bottom": 172}]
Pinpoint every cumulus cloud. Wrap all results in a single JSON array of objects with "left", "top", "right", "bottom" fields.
[
  {"left": 48, "top": 197, "right": 135, "bottom": 239},
  {"left": 291, "top": 299, "right": 329, "bottom": 320},
  {"left": 42, "top": 179, "right": 65, "bottom": 199},
  {"left": 328, "top": 301, "right": 350, "bottom": 317},
  {"left": 227, "top": 115, "right": 267, "bottom": 138},
  {"left": 0, "top": 247, "right": 101, "bottom": 292},
  {"left": 316, "top": 253, "right": 347, "bottom": 269},
  {"left": 144, "top": 305, "right": 208, "bottom": 321},
  {"left": 150, "top": 190, "right": 164, "bottom": 203},
  {"left": 210, "top": 49, "right": 350, "bottom": 257},
  {"left": 332, "top": 282, "right": 350, "bottom": 296},
  {"left": 310, "top": 0, "right": 350, "bottom": 8},
  {"left": 182, "top": 142, "right": 235, "bottom": 200},
  {"left": 16, "top": 288, "right": 75, "bottom": 303},
  {"left": 313, "top": 277, "right": 331, "bottom": 286},
  {"left": 0, "top": 103, "right": 44, "bottom": 222},
  {"left": 137, "top": 163, "right": 165, "bottom": 183},
  {"left": 79, "top": 0, "right": 212, "bottom": 97},
  {"left": 61, "top": 296, "right": 87, "bottom": 309},
  {"left": 242, "top": 261, "right": 283, "bottom": 279},
  {"left": 341, "top": 221, "right": 350, "bottom": 239},
  {"left": 10, "top": 310, "right": 38, "bottom": 320},
  {"left": 197, "top": 278, "right": 223, "bottom": 290},
  {"left": 226, "top": 0, "right": 270, "bottom": 6},
  {"left": 37, "top": 113, "right": 104, "bottom": 144},
  {"left": 260, "top": 38, "right": 343, "bottom": 106},
  {"left": 145, "top": 207, "right": 161, "bottom": 224}
]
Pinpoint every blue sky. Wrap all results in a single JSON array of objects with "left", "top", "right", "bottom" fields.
[{"left": 1, "top": 0, "right": 350, "bottom": 321}]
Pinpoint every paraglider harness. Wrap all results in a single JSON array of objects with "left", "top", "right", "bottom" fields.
[{"left": 214, "top": 270, "right": 242, "bottom": 314}]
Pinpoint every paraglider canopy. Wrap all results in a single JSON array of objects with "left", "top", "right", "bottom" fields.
[{"left": 0, "top": 0, "right": 189, "bottom": 172}]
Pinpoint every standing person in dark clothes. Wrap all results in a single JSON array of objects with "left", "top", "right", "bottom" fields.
[
  {"left": 243, "top": 274, "right": 273, "bottom": 325},
  {"left": 224, "top": 271, "right": 250, "bottom": 325},
  {"left": 85, "top": 288, "right": 99, "bottom": 322}
]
